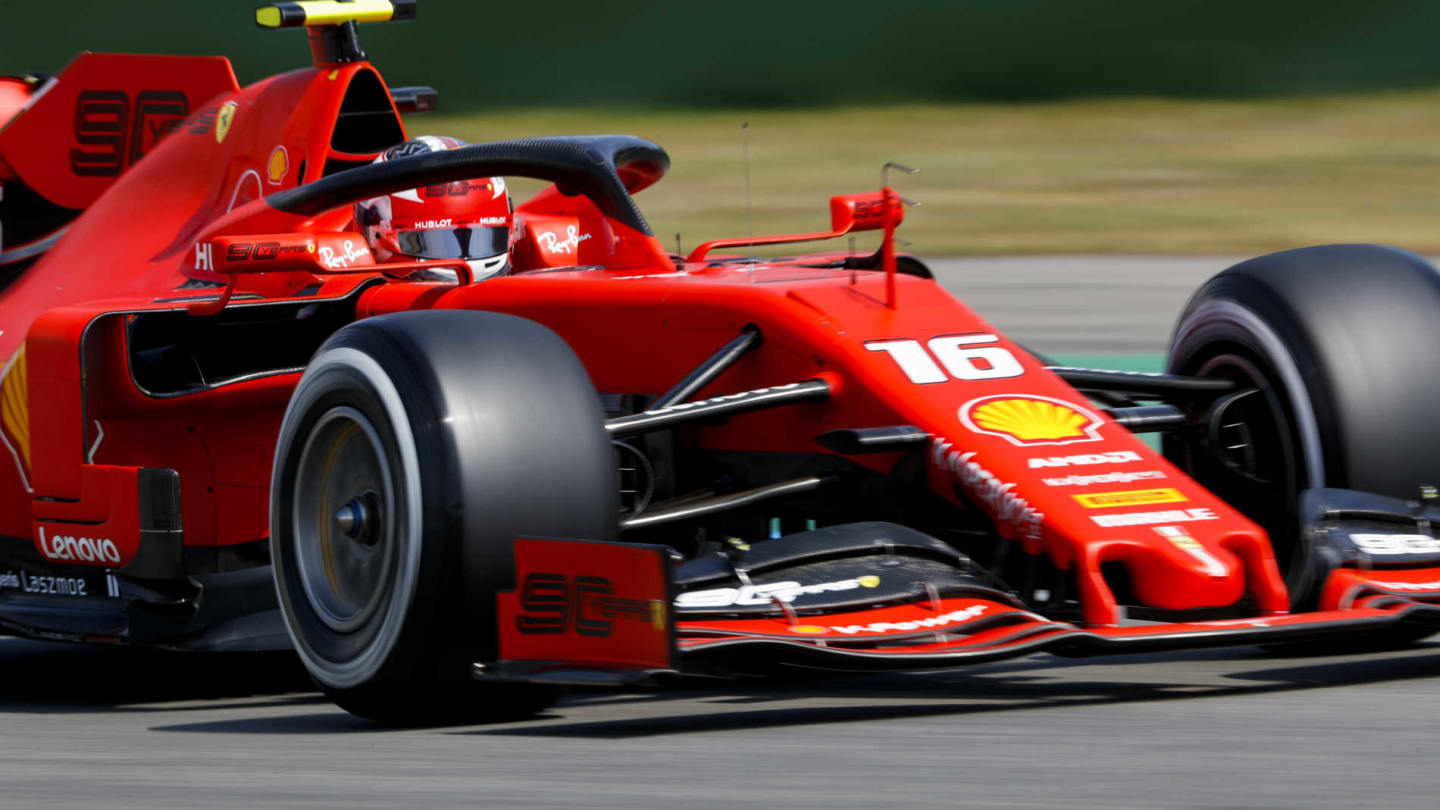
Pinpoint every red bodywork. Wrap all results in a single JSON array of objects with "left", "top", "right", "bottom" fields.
[{"left": 2, "top": 43, "right": 1438, "bottom": 662}]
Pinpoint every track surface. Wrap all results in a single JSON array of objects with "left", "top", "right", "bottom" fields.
[
  {"left": 933, "top": 255, "right": 1242, "bottom": 354},
  {"left": 6, "top": 256, "right": 1437, "bottom": 809},
  {"left": 4, "top": 639, "right": 1438, "bottom": 808}
]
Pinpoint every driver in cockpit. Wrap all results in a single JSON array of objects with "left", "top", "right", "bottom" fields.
[{"left": 353, "top": 135, "right": 514, "bottom": 282}]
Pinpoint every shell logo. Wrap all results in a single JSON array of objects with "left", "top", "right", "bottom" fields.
[
  {"left": 0, "top": 346, "right": 29, "bottom": 485},
  {"left": 788, "top": 625, "right": 830, "bottom": 635},
  {"left": 959, "top": 394, "right": 1104, "bottom": 446},
  {"left": 266, "top": 145, "right": 289, "bottom": 185}
]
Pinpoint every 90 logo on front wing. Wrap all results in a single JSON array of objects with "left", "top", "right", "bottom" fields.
[{"left": 515, "top": 573, "right": 665, "bottom": 637}]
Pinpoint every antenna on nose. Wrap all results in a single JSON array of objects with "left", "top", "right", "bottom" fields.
[
  {"left": 883, "top": 161, "right": 920, "bottom": 206},
  {"left": 880, "top": 161, "right": 920, "bottom": 308},
  {"left": 742, "top": 122, "right": 755, "bottom": 274}
]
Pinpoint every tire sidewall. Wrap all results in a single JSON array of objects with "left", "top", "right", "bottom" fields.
[{"left": 271, "top": 346, "right": 434, "bottom": 690}]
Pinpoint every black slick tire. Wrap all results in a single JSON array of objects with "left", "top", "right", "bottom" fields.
[
  {"left": 269, "top": 310, "right": 618, "bottom": 724},
  {"left": 1167, "top": 244, "right": 1440, "bottom": 645}
]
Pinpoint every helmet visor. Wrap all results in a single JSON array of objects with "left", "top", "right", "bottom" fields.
[{"left": 395, "top": 227, "right": 509, "bottom": 260}]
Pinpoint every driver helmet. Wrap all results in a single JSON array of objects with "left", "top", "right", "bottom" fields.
[{"left": 354, "top": 136, "right": 513, "bottom": 281}]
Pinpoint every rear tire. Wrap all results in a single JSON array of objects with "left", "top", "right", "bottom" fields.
[
  {"left": 270, "top": 311, "right": 618, "bottom": 724},
  {"left": 1167, "top": 244, "right": 1440, "bottom": 629}
]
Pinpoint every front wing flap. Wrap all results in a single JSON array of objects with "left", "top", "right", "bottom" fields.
[{"left": 676, "top": 596, "right": 1440, "bottom": 672}]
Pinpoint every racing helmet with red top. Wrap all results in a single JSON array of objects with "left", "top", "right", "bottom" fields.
[{"left": 354, "top": 136, "right": 514, "bottom": 281}]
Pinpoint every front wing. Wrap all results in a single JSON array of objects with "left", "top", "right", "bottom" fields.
[
  {"left": 676, "top": 595, "right": 1440, "bottom": 672},
  {"left": 489, "top": 537, "right": 1440, "bottom": 685}
]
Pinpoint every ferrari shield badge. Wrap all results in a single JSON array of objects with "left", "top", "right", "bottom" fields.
[
  {"left": 0, "top": 346, "right": 28, "bottom": 482},
  {"left": 215, "top": 101, "right": 238, "bottom": 144}
]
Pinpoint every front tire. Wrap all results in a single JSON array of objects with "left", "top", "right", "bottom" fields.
[
  {"left": 270, "top": 311, "right": 618, "bottom": 724},
  {"left": 1167, "top": 244, "right": 1440, "bottom": 617}
]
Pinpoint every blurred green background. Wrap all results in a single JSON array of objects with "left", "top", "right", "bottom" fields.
[
  {"left": 6, "top": 1, "right": 1440, "bottom": 107},
  {"left": 6, "top": 1, "right": 1440, "bottom": 255}
]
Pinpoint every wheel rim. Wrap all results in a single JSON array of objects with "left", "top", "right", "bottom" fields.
[
  {"left": 292, "top": 406, "right": 397, "bottom": 633},
  {"left": 1178, "top": 351, "right": 1305, "bottom": 576},
  {"left": 1196, "top": 354, "right": 1292, "bottom": 490},
  {"left": 1169, "top": 299, "right": 1324, "bottom": 489}
]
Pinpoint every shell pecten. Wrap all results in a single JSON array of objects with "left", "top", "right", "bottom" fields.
[{"left": 970, "top": 397, "right": 1089, "bottom": 442}]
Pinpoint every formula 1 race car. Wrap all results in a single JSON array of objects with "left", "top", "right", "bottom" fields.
[{"left": 4, "top": 2, "right": 1440, "bottom": 724}]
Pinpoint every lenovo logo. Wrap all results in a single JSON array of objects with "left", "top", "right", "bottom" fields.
[{"left": 36, "top": 527, "right": 121, "bottom": 564}]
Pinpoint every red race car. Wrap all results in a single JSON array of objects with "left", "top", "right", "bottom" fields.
[{"left": 3, "top": 1, "right": 1440, "bottom": 724}]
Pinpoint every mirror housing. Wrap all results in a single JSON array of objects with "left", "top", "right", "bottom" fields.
[
  {"left": 197, "top": 232, "right": 378, "bottom": 275},
  {"left": 830, "top": 191, "right": 904, "bottom": 233},
  {"left": 686, "top": 190, "right": 908, "bottom": 262},
  {"left": 187, "top": 232, "right": 378, "bottom": 316}
]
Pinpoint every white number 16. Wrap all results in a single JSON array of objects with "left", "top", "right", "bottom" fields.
[{"left": 865, "top": 334, "right": 1023, "bottom": 384}]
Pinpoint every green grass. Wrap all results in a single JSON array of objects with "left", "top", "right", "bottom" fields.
[{"left": 417, "top": 90, "right": 1440, "bottom": 256}]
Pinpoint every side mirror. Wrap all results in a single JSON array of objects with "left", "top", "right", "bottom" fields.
[
  {"left": 830, "top": 192, "right": 904, "bottom": 233},
  {"left": 187, "top": 232, "right": 377, "bottom": 316},
  {"left": 687, "top": 191, "right": 907, "bottom": 262}
]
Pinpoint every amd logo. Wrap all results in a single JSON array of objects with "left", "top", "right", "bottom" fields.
[{"left": 1027, "top": 451, "right": 1142, "bottom": 468}]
